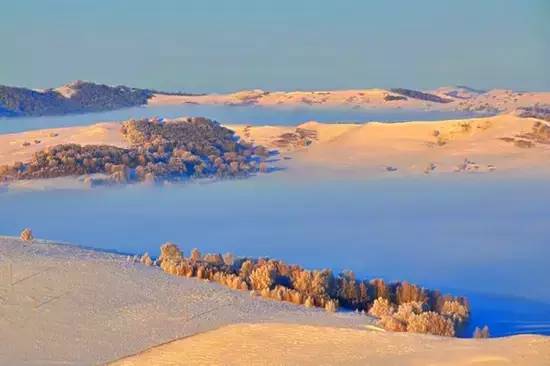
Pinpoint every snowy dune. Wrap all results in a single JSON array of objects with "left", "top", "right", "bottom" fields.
[
  {"left": 148, "top": 87, "right": 550, "bottom": 114},
  {"left": 0, "top": 237, "right": 369, "bottom": 365},
  {"left": 111, "top": 323, "right": 550, "bottom": 366},
  {"left": 3, "top": 114, "right": 548, "bottom": 179},
  {"left": 1, "top": 237, "right": 548, "bottom": 365}
]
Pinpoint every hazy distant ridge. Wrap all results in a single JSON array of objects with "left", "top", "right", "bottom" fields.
[
  {"left": 2, "top": 81, "right": 549, "bottom": 117},
  {"left": 0, "top": 81, "right": 153, "bottom": 117}
]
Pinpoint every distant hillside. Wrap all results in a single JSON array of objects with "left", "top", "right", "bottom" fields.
[
  {"left": 0, "top": 81, "right": 153, "bottom": 117},
  {"left": 430, "top": 86, "right": 486, "bottom": 100},
  {"left": 0, "top": 105, "right": 18, "bottom": 117},
  {"left": 516, "top": 105, "right": 550, "bottom": 122},
  {"left": 389, "top": 88, "right": 453, "bottom": 103},
  {"left": 3, "top": 81, "right": 548, "bottom": 117}
]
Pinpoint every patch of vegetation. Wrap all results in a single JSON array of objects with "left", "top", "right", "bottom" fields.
[
  {"left": 499, "top": 137, "right": 515, "bottom": 143},
  {"left": 424, "top": 162, "right": 437, "bottom": 174},
  {"left": 458, "top": 122, "right": 472, "bottom": 133},
  {"left": 0, "top": 118, "right": 269, "bottom": 183},
  {"left": 20, "top": 228, "right": 33, "bottom": 241},
  {"left": 516, "top": 105, "right": 550, "bottom": 122},
  {"left": 0, "top": 105, "right": 19, "bottom": 117},
  {"left": 272, "top": 128, "right": 318, "bottom": 149},
  {"left": 152, "top": 242, "right": 471, "bottom": 337},
  {"left": 473, "top": 325, "right": 490, "bottom": 338},
  {"left": 436, "top": 135, "right": 448, "bottom": 146},
  {"left": 499, "top": 121, "right": 550, "bottom": 148},
  {"left": 383, "top": 94, "right": 407, "bottom": 102},
  {"left": 0, "top": 86, "right": 67, "bottom": 116},
  {"left": 389, "top": 88, "right": 453, "bottom": 103},
  {"left": 518, "top": 121, "right": 550, "bottom": 144},
  {"left": 0, "top": 81, "right": 153, "bottom": 117},
  {"left": 513, "top": 139, "right": 535, "bottom": 148}
]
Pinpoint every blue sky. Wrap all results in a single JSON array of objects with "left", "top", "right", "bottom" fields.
[{"left": 0, "top": 0, "right": 548, "bottom": 92}]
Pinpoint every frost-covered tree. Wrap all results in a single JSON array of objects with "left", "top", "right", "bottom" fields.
[
  {"left": 406, "top": 311, "right": 455, "bottom": 337},
  {"left": 190, "top": 248, "right": 202, "bottom": 262},
  {"left": 473, "top": 325, "right": 490, "bottom": 339},
  {"left": 140, "top": 252, "right": 153, "bottom": 266},
  {"left": 19, "top": 228, "right": 33, "bottom": 242},
  {"left": 368, "top": 298, "right": 395, "bottom": 318},
  {"left": 249, "top": 266, "right": 275, "bottom": 291}
]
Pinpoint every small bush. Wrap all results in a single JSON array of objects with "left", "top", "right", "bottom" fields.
[
  {"left": 440, "top": 299, "right": 469, "bottom": 323},
  {"left": 473, "top": 325, "right": 490, "bottom": 339},
  {"left": 190, "top": 248, "right": 202, "bottom": 262},
  {"left": 20, "top": 228, "right": 33, "bottom": 242},
  {"left": 158, "top": 242, "right": 183, "bottom": 273},
  {"left": 240, "top": 260, "right": 254, "bottom": 281},
  {"left": 222, "top": 252, "right": 235, "bottom": 266},
  {"left": 368, "top": 298, "right": 395, "bottom": 318},
  {"left": 324, "top": 299, "right": 338, "bottom": 312},
  {"left": 203, "top": 253, "right": 224, "bottom": 266},
  {"left": 379, "top": 315, "right": 407, "bottom": 332},
  {"left": 140, "top": 252, "right": 153, "bottom": 266},
  {"left": 406, "top": 311, "right": 455, "bottom": 337},
  {"left": 249, "top": 266, "right": 275, "bottom": 291}
]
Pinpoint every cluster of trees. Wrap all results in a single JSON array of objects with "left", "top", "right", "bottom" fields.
[
  {"left": 367, "top": 297, "right": 466, "bottom": 337},
  {"left": 120, "top": 117, "right": 269, "bottom": 179},
  {"left": 389, "top": 88, "right": 453, "bottom": 104},
  {"left": 517, "top": 105, "right": 550, "bottom": 122},
  {"left": 383, "top": 94, "right": 407, "bottom": 102},
  {"left": 517, "top": 121, "right": 550, "bottom": 144},
  {"left": 0, "top": 118, "right": 269, "bottom": 183},
  {"left": 499, "top": 116, "right": 550, "bottom": 149},
  {"left": 0, "top": 144, "right": 130, "bottom": 181},
  {"left": 0, "top": 81, "right": 152, "bottom": 117},
  {"left": 272, "top": 128, "right": 317, "bottom": 149},
  {"left": 530, "top": 121, "right": 550, "bottom": 143},
  {"left": 150, "top": 242, "right": 470, "bottom": 337},
  {"left": 0, "top": 85, "right": 67, "bottom": 116}
]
